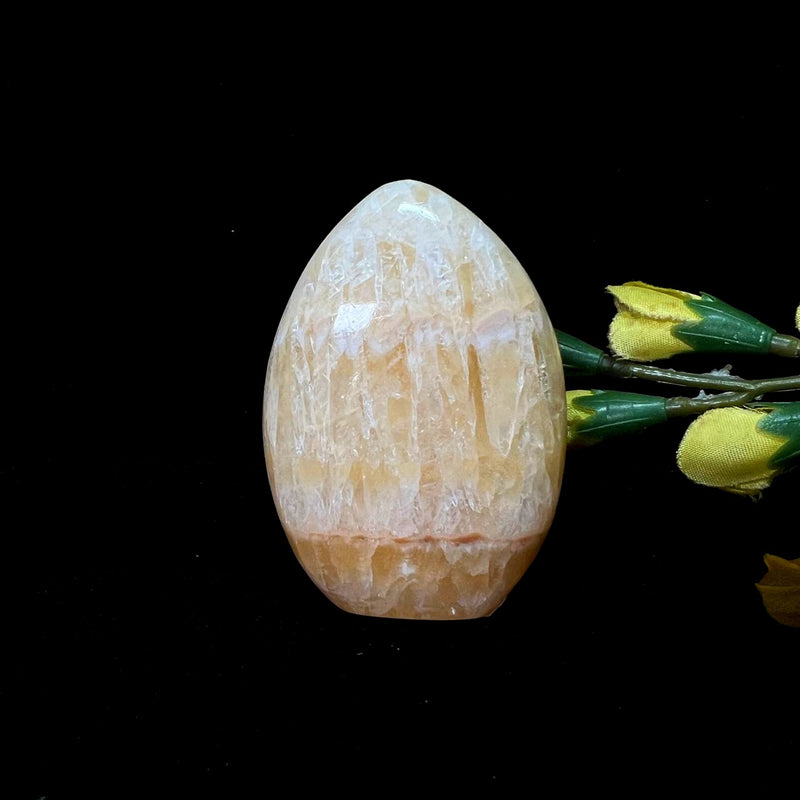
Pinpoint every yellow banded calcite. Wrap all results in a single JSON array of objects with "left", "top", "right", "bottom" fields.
[{"left": 263, "top": 180, "right": 565, "bottom": 619}]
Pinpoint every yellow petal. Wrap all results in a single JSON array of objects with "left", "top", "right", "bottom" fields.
[
  {"left": 565, "top": 390, "right": 595, "bottom": 445},
  {"left": 756, "top": 554, "right": 800, "bottom": 626},
  {"left": 676, "top": 407, "right": 782, "bottom": 496},
  {"left": 608, "top": 310, "right": 694, "bottom": 361},
  {"left": 757, "top": 553, "right": 800, "bottom": 587},
  {"left": 756, "top": 585, "right": 800, "bottom": 627},
  {"left": 606, "top": 281, "right": 702, "bottom": 322},
  {"left": 795, "top": 303, "right": 800, "bottom": 333}
]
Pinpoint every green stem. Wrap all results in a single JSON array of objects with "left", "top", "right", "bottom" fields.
[
  {"left": 770, "top": 333, "right": 800, "bottom": 358},
  {"left": 664, "top": 391, "right": 753, "bottom": 417},
  {"left": 600, "top": 355, "right": 800, "bottom": 397}
]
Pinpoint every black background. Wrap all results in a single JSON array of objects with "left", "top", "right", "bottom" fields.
[{"left": 3, "top": 36, "right": 799, "bottom": 796}]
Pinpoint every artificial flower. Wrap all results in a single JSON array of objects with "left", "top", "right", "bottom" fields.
[
  {"left": 607, "top": 281, "right": 777, "bottom": 361},
  {"left": 756, "top": 554, "right": 800, "bottom": 627},
  {"left": 676, "top": 403, "right": 800, "bottom": 496},
  {"left": 566, "top": 389, "right": 668, "bottom": 447}
]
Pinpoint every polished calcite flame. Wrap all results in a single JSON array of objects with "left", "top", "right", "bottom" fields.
[{"left": 263, "top": 180, "right": 566, "bottom": 619}]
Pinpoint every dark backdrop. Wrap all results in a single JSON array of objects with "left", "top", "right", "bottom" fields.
[{"left": 3, "top": 43, "right": 798, "bottom": 795}]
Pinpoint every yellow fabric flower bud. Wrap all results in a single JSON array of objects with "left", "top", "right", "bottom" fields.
[
  {"left": 756, "top": 554, "right": 800, "bottom": 627},
  {"left": 607, "top": 282, "right": 703, "bottom": 361},
  {"left": 676, "top": 406, "right": 783, "bottom": 496},
  {"left": 565, "top": 390, "right": 595, "bottom": 445}
]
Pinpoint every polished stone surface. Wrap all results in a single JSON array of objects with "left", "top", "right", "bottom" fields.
[{"left": 263, "top": 180, "right": 565, "bottom": 618}]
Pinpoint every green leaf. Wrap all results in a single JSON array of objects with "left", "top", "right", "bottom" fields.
[
  {"left": 556, "top": 330, "right": 606, "bottom": 377},
  {"left": 571, "top": 390, "right": 668, "bottom": 444},
  {"left": 673, "top": 293, "right": 776, "bottom": 354},
  {"left": 755, "top": 401, "right": 800, "bottom": 468}
]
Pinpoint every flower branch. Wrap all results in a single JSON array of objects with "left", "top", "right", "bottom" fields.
[
  {"left": 605, "top": 357, "right": 800, "bottom": 397},
  {"left": 558, "top": 282, "right": 800, "bottom": 625}
]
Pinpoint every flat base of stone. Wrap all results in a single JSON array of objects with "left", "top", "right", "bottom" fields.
[{"left": 288, "top": 530, "right": 544, "bottom": 620}]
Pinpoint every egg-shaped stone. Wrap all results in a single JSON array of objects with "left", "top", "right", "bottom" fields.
[{"left": 263, "top": 180, "right": 565, "bottom": 619}]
